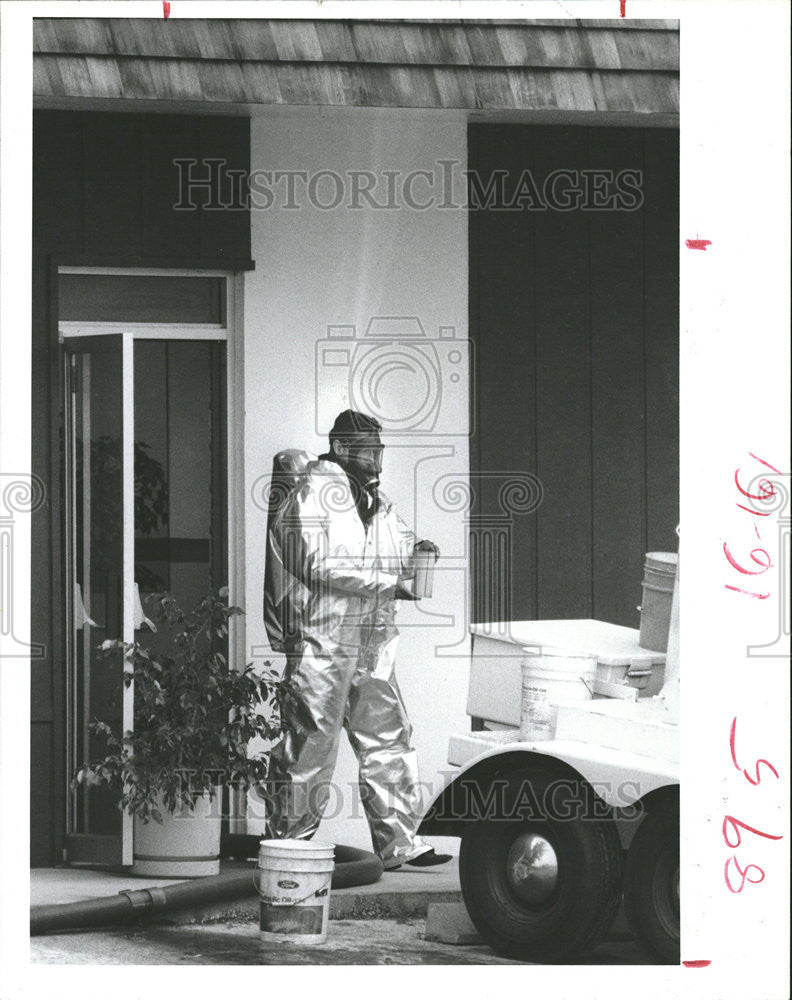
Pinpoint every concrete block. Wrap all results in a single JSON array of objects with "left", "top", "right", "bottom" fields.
[{"left": 424, "top": 902, "right": 482, "bottom": 945}]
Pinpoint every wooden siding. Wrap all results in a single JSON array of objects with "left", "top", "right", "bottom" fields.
[
  {"left": 33, "top": 18, "right": 679, "bottom": 114},
  {"left": 30, "top": 111, "right": 251, "bottom": 866},
  {"left": 469, "top": 124, "right": 679, "bottom": 627}
]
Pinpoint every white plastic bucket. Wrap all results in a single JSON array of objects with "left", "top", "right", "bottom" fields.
[
  {"left": 520, "top": 648, "right": 597, "bottom": 741},
  {"left": 638, "top": 552, "right": 678, "bottom": 652},
  {"left": 132, "top": 791, "right": 222, "bottom": 878},
  {"left": 256, "top": 839, "right": 335, "bottom": 945}
]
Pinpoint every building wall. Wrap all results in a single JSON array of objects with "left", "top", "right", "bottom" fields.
[
  {"left": 243, "top": 108, "right": 470, "bottom": 852},
  {"left": 469, "top": 124, "right": 679, "bottom": 628},
  {"left": 31, "top": 106, "right": 678, "bottom": 864}
]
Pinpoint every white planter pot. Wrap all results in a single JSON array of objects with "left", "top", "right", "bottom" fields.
[{"left": 132, "top": 790, "right": 222, "bottom": 878}]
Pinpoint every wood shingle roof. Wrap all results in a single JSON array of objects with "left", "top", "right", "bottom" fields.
[{"left": 33, "top": 18, "right": 679, "bottom": 114}]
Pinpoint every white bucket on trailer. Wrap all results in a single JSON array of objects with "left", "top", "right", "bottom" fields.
[
  {"left": 256, "top": 839, "right": 335, "bottom": 945},
  {"left": 638, "top": 552, "right": 678, "bottom": 652},
  {"left": 520, "top": 648, "right": 597, "bottom": 741}
]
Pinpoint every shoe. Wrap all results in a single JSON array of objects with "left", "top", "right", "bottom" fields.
[
  {"left": 405, "top": 848, "right": 452, "bottom": 867},
  {"left": 381, "top": 836, "right": 449, "bottom": 870}
]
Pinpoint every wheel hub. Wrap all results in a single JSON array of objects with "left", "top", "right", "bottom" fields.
[{"left": 505, "top": 832, "right": 559, "bottom": 905}]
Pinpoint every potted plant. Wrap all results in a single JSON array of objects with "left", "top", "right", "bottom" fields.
[{"left": 73, "top": 587, "right": 281, "bottom": 877}]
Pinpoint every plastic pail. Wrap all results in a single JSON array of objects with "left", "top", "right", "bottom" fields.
[
  {"left": 412, "top": 548, "right": 438, "bottom": 598},
  {"left": 638, "top": 552, "right": 678, "bottom": 652},
  {"left": 520, "top": 649, "right": 597, "bottom": 741},
  {"left": 256, "top": 839, "right": 335, "bottom": 945}
]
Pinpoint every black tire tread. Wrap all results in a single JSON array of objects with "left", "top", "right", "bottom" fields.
[
  {"left": 459, "top": 769, "right": 623, "bottom": 963},
  {"left": 585, "top": 816, "right": 624, "bottom": 951},
  {"left": 623, "top": 796, "right": 680, "bottom": 964}
]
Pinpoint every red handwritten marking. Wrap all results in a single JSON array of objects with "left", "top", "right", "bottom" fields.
[
  {"left": 735, "top": 503, "right": 771, "bottom": 516},
  {"left": 682, "top": 960, "right": 712, "bottom": 968},
  {"left": 722, "top": 815, "right": 782, "bottom": 848},
  {"left": 749, "top": 452, "right": 782, "bottom": 474},
  {"left": 620, "top": 0, "right": 626, "bottom": 16},
  {"left": 728, "top": 718, "right": 740, "bottom": 768},
  {"left": 724, "top": 717, "right": 782, "bottom": 893},
  {"left": 685, "top": 238, "right": 712, "bottom": 250},
  {"left": 724, "top": 584, "right": 770, "bottom": 599},
  {"left": 722, "top": 542, "right": 772, "bottom": 575},
  {"left": 163, "top": 1, "right": 171, "bottom": 18},
  {"left": 729, "top": 717, "right": 780, "bottom": 784},
  {"left": 743, "top": 758, "right": 779, "bottom": 785},
  {"left": 725, "top": 855, "right": 765, "bottom": 893},
  {"left": 724, "top": 458, "right": 779, "bottom": 594},
  {"left": 734, "top": 468, "right": 776, "bottom": 501}
]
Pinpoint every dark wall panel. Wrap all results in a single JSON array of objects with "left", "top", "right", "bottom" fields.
[
  {"left": 33, "top": 112, "right": 83, "bottom": 255},
  {"left": 469, "top": 123, "right": 678, "bottom": 629},
  {"left": 198, "top": 115, "right": 252, "bottom": 263},
  {"left": 33, "top": 109, "right": 252, "bottom": 267},
  {"left": 469, "top": 127, "right": 537, "bottom": 623},
  {"left": 643, "top": 129, "right": 680, "bottom": 555},
  {"left": 31, "top": 723, "right": 56, "bottom": 865},
  {"left": 141, "top": 115, "right": 202, "bottom": 260},
  {"left": 31, "top": 256, "right": 64, "bottom": 869},
  {"left": 533, "top": 126, "right": 593, "bottom": 621},
  {"left": 31, "top": 260, "right": 54, "bottom": 727},
  {"left": 83, "top": 113, "right": 143, "bottom": 257},
  {"left": 588, "top": 128, "right": 647, "bottom": 627}
]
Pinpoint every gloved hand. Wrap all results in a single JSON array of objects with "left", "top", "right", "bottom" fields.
[{"left": 414, "top": 539, "right": 440, "bottom": 560}]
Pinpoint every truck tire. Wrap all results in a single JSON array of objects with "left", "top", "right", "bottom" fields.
[
  {"left": 623, "top": 793, "right": 679, "bottom": 964},
  {"left": 458, "top": 769, "right": 622, "bottom": 963}
]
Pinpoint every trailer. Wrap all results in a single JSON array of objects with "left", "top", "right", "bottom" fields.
[{"left": 419, "top": 603, "right": 680, "bottom": 964}]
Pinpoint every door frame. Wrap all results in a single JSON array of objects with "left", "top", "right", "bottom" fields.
[{"left": 57, "top": 265, "right": 246, "bottom": 864}]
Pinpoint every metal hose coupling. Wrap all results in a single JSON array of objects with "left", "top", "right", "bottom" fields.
[{"left": 117, "top": 887, "right": 169, "bottom": 913}]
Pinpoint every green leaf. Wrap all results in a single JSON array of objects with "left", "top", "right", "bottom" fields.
[{"left": 71, "top": 586, "right": 289, "bottom": 817}]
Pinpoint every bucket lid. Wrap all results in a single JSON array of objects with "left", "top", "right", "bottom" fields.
[
  {"left": 522, "top": 646, "right": 598, "bottom": 661},
  {"left": 259, "top": 838, "right": 335, "bottom": 850},
  {"left": 258, "top": 838, "right": 335, "bottom": 857}
]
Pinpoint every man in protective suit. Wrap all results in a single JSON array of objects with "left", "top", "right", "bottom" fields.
[{"left": 263, "top": 409, "right": 450, "bottom": 869}]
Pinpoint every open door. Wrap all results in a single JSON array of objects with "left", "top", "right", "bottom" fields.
[
  {"left": 61, "top": 329, "right": 229, "bottom": 867},
  {"left": 63, "top": 335, "right": 134, "bottom": 865}
]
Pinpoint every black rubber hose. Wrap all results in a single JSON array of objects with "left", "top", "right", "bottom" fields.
[
  {"left": 331, "top": 844, "right": 383, "bottom": 889},
  {"left": 31, "top": 894, "right": 136, "bottom": 935},
  {"left": 30, "top": 842, "right": 383, "bottom": 936},
  {"left": 221, "top": 835, "right": 382, "bottom": 889}
]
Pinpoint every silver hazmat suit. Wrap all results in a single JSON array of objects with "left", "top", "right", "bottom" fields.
[{"left": 263, "top": 450, "right": 431, "bottom": 866}]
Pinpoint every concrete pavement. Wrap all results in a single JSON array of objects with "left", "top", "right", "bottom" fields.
[
  {"left": 31, "top": 858, "right": 463, "bottom": 923},
  {"left": 30, "top": 917, "right": 653, "bottom": 965},
  {"left": 30, "top": 858, "right": 652, "bottom": 965}
]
